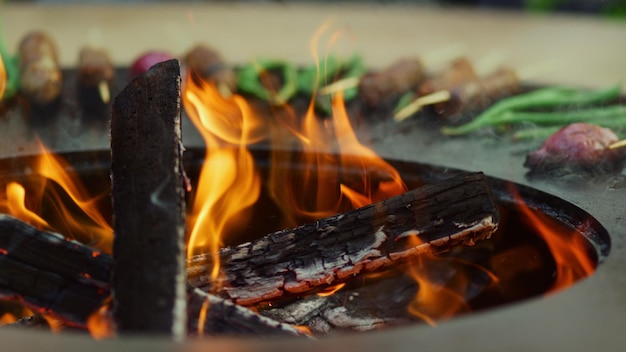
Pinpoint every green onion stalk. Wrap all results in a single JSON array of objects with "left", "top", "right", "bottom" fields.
[
  {"left": 441, "top": 85, "right": 622, "bottom": 136},
  {"left": 236, "top": 59, "right": 299, "bottom": 105},
  {"left": 300, "top": 54, "right": 366, "bottom": 114},
  {"left": 0, "top": 21, "right": 20, "bottom": 101}
]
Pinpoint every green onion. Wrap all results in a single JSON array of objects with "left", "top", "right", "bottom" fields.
[
  {"left": 236, "top": 59, "right": 298, "bottom": 105},
  {"left": 0, "top": 32, "right": 20, "bottom": 100},
  {"left": 441, "top": 85, "right": 622, "bottom": 135}
]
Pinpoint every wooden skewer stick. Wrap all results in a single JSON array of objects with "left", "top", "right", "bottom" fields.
[
  {"left": 393, "top": 90, "right": 452, "bottom": 122},
  {"left": 97, "top": 80, "right": 110, "bottom": 104},
  {"left": 393, "top": 60, "right": 557, "bottom": 122},
  {"left": 608, "top": 139, "right": 626, "bottom": 150},
  {"left": 318, "top": 43, "right": 466, "bottom": 97},
  {"left": 318, "top": 76, "right": 360, "bottom": 96}
]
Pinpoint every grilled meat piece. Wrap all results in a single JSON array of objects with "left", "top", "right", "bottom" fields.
[
  {"left": 78, "top": 47, "right": 114, "bottom": 87},
  {"left": 184, "top": 44, "right": 236, "bottom": 93},
  {"left": 359, "top": 58, "right": 424, "bottom": 106},
  {"left": 17, "top": 31, "right": 62, "bottom": 105},
  {"left": 436, "top": 67, "right": 521, "bottom": 119},
  {"left": 417, "top": 57, "right": 478, "bottom": 97}
]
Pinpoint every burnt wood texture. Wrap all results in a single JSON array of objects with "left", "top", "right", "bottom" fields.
[
  {"left": 110, "top": 59, "right": 187, "bottom": 338},
  {"left": 0, "top": 173, "right": 498, "bottom": 335},
  {"left": 189, "top": 171, "right": 499, "bottom": 305},
  {"left": 0, "top": 214, "right": 111, "bottom": 326}
]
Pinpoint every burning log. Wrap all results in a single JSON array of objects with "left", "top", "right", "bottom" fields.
[
  {"left": 0, "top": 214, "right": 111, "bottom": 326},
  {"left": 0, "top": 204, "right": 307, "bottom": 337},
  {"left": 188, "top": 171, "right": 499, "bottom": 306},
  {"left": 187, "top": 287, "right": 307, "bottom": 337},
  {"left": 110, "top": 59, "right": 187, "bottom": 337},
  {"left": 0, "top": 172, "right": 498, "bottom": 336}
]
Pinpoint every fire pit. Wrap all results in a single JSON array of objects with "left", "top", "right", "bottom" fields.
[{"left": 0, "top": 3, "right": 625, "bottom": 351}]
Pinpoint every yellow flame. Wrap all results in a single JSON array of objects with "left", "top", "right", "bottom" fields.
[
  {"left": 182, "top": 75, "right": 262, "bottom": 283},
  {"left": 0, "top": 140, "right": 113, "bottom": 252},
  {"left": 197, "top": 297, "right": 210, "bottom": 336}
]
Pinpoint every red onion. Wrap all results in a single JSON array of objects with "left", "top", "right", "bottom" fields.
[
  {"left": 525, "top": 123, "right": 624, "bottom": 174},
  {"left": 129, "top": 51, "right": 175, "bottom": 79}
]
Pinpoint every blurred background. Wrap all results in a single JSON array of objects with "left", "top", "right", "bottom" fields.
[{"left": 2, "top": 0, "right": 626, "bottom": 18}]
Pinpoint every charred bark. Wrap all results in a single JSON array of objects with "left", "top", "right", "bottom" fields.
[
  {"left": 0, "top": 172, "right": 498, "bottom": 335},
  {"left": 187, "top": 287, "right": 307, "bottom": 338},
  {"left": 188, "top": 171, "right": 499, "bottom": 305},
  {"left": 0, "top": 214, "right": 111, "bottom": 326},
  {"left": 110, "top": 59, "right": 187, "bottom": 338}
]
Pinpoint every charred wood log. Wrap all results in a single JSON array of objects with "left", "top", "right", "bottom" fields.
[
  {"left": 188, "top": 171, "right": 499, "bottom": 305},
  {"left": 0, "top": 214, "right": 111, "bottom": 326},
  {"left": 0, "top": 215, "right": 304, "bottom": 336},
  {"left": 187, "top": 287, "right": 307, "bottom": 338},
  {"left": 0, "top": 172, "right": 498, "bottom": 334},
  {"left": 110, "top": 59, "right": 187, "bottom": 337}
]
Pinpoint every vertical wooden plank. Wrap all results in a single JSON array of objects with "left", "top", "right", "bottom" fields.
[{"left": 110, "top": 59, "right": 186, "bottom": 338}]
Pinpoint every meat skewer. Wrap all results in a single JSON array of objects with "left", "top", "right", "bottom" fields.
[
  {"left": 77, "top": 47, "right": 115, "bottom": 109},
  {"left": 17, "top": 31, "right": 63, "bottom": 105},
  {"left": 184, "top": 44, "right": 236, "bottom": 97},
  {"left": 393, "top": 60, "right": 557, "bottom": 122},
  {"left": 356, "top": 58, "right": 424, "bottom": 107},
  {"left": 318, "top": 44, "right": 466, "bottom": 105}
]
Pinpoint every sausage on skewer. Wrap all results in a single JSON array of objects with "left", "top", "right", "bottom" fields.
[{"left": 17, "top": 31, "right": 63, "bottom": 105}]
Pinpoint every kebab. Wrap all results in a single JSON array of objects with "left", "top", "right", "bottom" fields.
[
  {"left": 318, "top": 44, "right": 466, "bottom": 106},
  {"left": 184, "top": 44, "right": 237, "bottom": 97},
  {"left": 354, "top": 57, "right": 424, "bottom": 107},
  {"left": 77, "top": 47, "right": 115, "bottom": 112},
  {"left": 395, "top": 59, "right": 525, "bottom": 122},
  {"left": 17, "top": 31, "right": 62, "bottom": 105}
]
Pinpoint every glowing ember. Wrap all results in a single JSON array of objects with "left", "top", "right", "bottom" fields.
[
  {"left": 86, "top": 299, "right": 115, "bottom": 340},
  {"left": 317, "top": 283, "right": 347, "bottom": 297},
  {"left": 0, "top": 313, "right": 16, "bottom": 325}
]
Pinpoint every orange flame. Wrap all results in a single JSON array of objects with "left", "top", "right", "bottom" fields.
[
  {"left": 513, "top": 195, "right": 596, "bottom": 292},
  {"left": 86, "top": 298, "right": 115, "bottom": 340},
  {"left": 0, "top": 54, "right": 6, "bottom": 99},
  {"left": 404, "top": 236, "right": 481, "bottom": 326},
  {"left": 182, "top": 75, "right": 263, "bottom": 282},
  {"left": 266, "top": 23, "right": 406, "bottom": 228},
  {"left": 316, "top": 283, "right": 346, "bottom": 297},
  {"left": 0, "top": 141, "right": 113, "bottom": 252},
  {"left": 268, "top": 91, "right": 406, "bottom": 228},
  {"left": 0, "top": 313, "right": 16, "bottom": 325}
]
